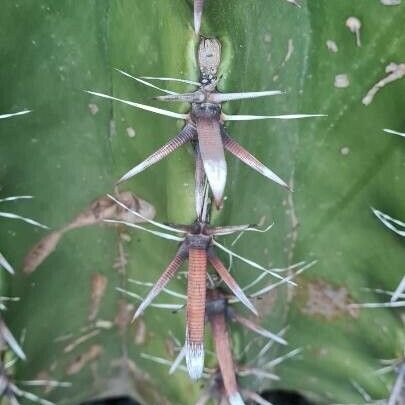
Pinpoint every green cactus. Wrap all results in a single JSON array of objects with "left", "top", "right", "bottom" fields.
[{"left": 1, "top": 0, "right": 404, "bottom": 404}]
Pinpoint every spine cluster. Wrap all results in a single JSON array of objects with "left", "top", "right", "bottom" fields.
[{"left": 87, "top": 2, "right": 321, "bottom": 403}]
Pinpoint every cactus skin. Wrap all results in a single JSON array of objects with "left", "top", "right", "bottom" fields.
[{"left": 0, "top": 1, "right": 404, "bottom": 404}]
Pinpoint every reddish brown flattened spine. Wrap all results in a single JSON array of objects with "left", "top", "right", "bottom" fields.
[
  {"left": 197, "top": 118, "right": 225, "bottom": 168},
  {"left": 222, "top": 129, "right": 289, "bottom": 190},
  {"left": 154, "top": 252, "right": 186, "bottom": 293},
  {"left": 222, "top": 131, "right": 266, "bottom": 173},
  {"left": 187, "top": 247, "right": 207, "bottom": 347},
  {"left": 194, "top": 145, "right": 206, "bottom": 218},
  {"left": 195, "top": 0, "right": 204, "bottom": 12},
  {"left": 210, "top": 312, "right": 239, "bottom": 401},
  {"left": 196, "top": 117, "right": 227, "bottom": 206},
  {"left": 118, "top": 124, "right": 196, "bottom": 184},
  {"left": 133, "top": 248, "right": 186, "bottom": 319},
  {"left": 208, "top": 249, "right": 257, "bottom": 315}
]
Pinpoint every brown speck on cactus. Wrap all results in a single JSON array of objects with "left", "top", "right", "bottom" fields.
[
  {"left": 88, "top": 273, "right": 108, "bottom": 322},
  {"left": 63, "top": 330, "right": 101, "bottom": 354},
  {"left": 23, "top": 191, "right": 155, "bottom": 274},
  {"left": 362, "top": 63, "right": 405, "bottom": 105},
  {"left": 1, "top": 194, "right": 47, "bottom": 274},
  {"left": 114, "top": 299, "right": 135, "bottom": 335},
  {"left": 301, "top": 280, "right": 360, "bottom": 320},
  {"left": 65, "top": 344, "right": 102, "bottom": 375},
  {"left": 134, "top": 318, "right": 147, "bottom": 345}
]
